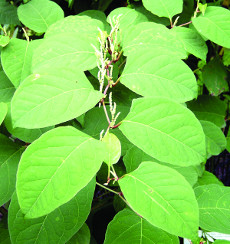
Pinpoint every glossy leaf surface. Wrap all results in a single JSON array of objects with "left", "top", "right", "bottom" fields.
[
  {"left": 142, "top": 0, "right": 183, "bottom": 19},
  {"left": 0, "top": 134, "right": 23, "bottom": 206},
  {"left": 17, "top": 0, "right": 64, "bottom": 33},
  {"left": 11, "top": 72, "right": 102, "bottom": 128},
  {"left": 16, "top": 126, "right": 105, "bottom": 218},
  {"left": 120, "top": 97, "right": 206, "bottom": 166},
  {"left": 200, "top": 120, "right": 226, "bottom": 158},
  {"left": 1, "top": 39, "right": 41, "bottom": 88},
  {"left": 195, "top": 184, "right": 230, "bottom": 234},
  {"left": 121, "top": 49, "right": 197, "bottom": 103},
  {"left": 119, "top": 162, "right": 199, "bottom": 239},
  {"left": 192, "top": 7, "right": 230, "bottom": 48},
  {"left": 9, "top": 179, "right": 95, "bottom": 244},
  {"left": 104, "top": 209, "right": 179, "bottom": 244},
  {"left": 171, "top": 26, "right": 208, "bottom": 60}
]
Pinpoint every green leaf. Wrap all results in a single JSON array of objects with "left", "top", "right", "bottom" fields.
[
  {"left": 32, "top": 33, "right": 98, "bottom": 73},
  {"left": 134, "top": 6, "right": 170, "bottom": 26},
  {"left": 197, "top": 171, "right": 224, "bottom": 186},
  {"left": 124, "top": 146, "right": 198, "bottom": 186},
  {"left": 223, "top": 48, "right": 230, "bottom": 66},
  {"left": 16, "top": 126, "right": 105, "bottom": 218},
  {"left": 187, "top": 95, "right": 227, "bottom": 128},
  {"left": 9, "top": 179, "right": 95, "bottom": 244},
  {"left": 67, "top": 223, "right": 91, "bottom": 244},
  {"left": 122, "top": 22, "right": 186, "bottom": 59},
  {"left": 104, "top": 208, "right": 179, "bottom": 244},
  {"left": 195, "top": 184, "right": 230, "bottom": 234},
  {"left": 45, "top": 15, "right": 104, "bottom": 40},
  {"left": 0, "top": 134, "right": 24, "bottom": 206},
  {"left": 202, "top": 57, "right": 228, "bottom": 96},
  {"left": 200, "top": 120, "right": 226, "bottom": 158},
  {"left": 120, "top": 49, "right": 197, "bottom": 103},
  {"left": 102, "top": 133, "right": 121, "bottom": 167},
  {"left": 0, "top": 102, "right": 7, "bottom": 125},
  {"left": 1, "top": 39, "right": 42, "bottom": 88},
  {"left": 214, "top": 240, "right": 230, "bottom": 244},
  {"left": 119, "top": 161, "right": 199, "bottom": 239},
  {"left": 5, "top": 103, "right": 54, "bottom": 143},
  {"left": 119, "top": 97, "right": 206, "bottom": 166},
  {"left": 17, "top": 0, "right": 64, "bottom": 33},
  {"left": 0, "top": 70, "right": 15, "bottom": 103},
  {"left": 0, "top": 35, "right": 10, "bottom": 47},
  {"left": 123, "top": 146, "right": 153, "bottom": 173},
  {"left": 170, "top": 26, "right": 208, "bottom": 60},
  {"left": 107, "top": 7, "right": 147, "bottom": 32},
  {"left": 142, "top": 0, "right": 183, "bottom": 20},
  {"left": 78, "top": 10, "right": 108, "bottom": 29},
  {"left": 11, "top": 71, "right": 102, "bottom": 129},
  {"left": 192, "top": 7, "right": 230, "bottom": 48},
  {"left": 0, "top": 0, "right": 19, "bottom": 24}
]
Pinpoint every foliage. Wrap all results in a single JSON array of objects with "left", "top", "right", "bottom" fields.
[{"left": 0, "top": 0, "right": 230, "bottom": 243}]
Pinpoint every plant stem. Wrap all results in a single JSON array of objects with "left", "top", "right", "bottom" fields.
[
  {"left": 112, "top": 76, "right": 121, "bottom": 87},
  {"left": 96, "top": 182, "right": 120, "bottom": 195},
  {"left": 102, "top": 101, "right": 111, "bottom": 125},
  {"left": 178, "top": 20, "right": 192, "bottom": 27}
]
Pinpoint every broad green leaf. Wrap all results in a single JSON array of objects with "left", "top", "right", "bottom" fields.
[
  {"left": 67, "top": 223, "right": 91, "bottom": 244},
  {"left": 0, "top": 134, "right": 24, "bottom": 206},
  {"left": 192, "top": 7, "right": 230, "bottom": 48},
  {"left": 17, "top": 0, "right": 64, "bottom": 33},
  {"left": 119, "top": 97, "right": 206, "bottom": 166},
  {"left": 107, "top": 7, "right": 147, "bottom": 32},
  {"left": 0, "top": 70, "right": 15, "bottom": 103},
  {"left": 11, "top": 71, "right": 102, "bottom": 129},
  {"left": 134, "top": 6, "right": 170, "bottom": 26},
  {"left": 124, "top": 146, "right": 198, "bottom": 186},
  {"left": 0, "top": 0, "right": 19, "bottom": 24},
  {"left": 102, "top": 133, "right": 121, "bottom": 167},
  {"left": 171, "top": 26, "right": 208, "bottom": 60},
  {"left": 45, "top": 15, "right": 104, "bottom": 40},
  {"left": 223, "top": 48, "right": 230, "bottom": 66},
  {"left": 214, "top": 240, "right": 230, "bottom": 244},
  {"left": 16, "top": 126, "right": 105, "bottom": 218},
  {"left": 122, "top": 22, "right": 186, "bottom": 58},
  {"left": 78, "top": 10, "right": 108, "bottom": 30},
  {"left": 5, "top": 103, "right": 54, "bottom": 143},
  {"left": 187, "top": 95, "right": 227, "bottom": 128},
  {"left": 195, "top": 184, "right": 230, "bottom": 234},
  {"left": 197, "top": 171, "right": 224, "bottom": 186},
  {"left": 9, "top": 179, "right": 95, "bottom": 244},
  {"left": 142, "top": 0, "right": 183, "bottom": 20},
  {"left": 202, "top": 57, "right": 228, "bottom": 96},
  {"left": 32, "top": 32, "right": 98, "bottom": 73},
  {"left": 1, "top": 39, "right": 42, "bottom": 88},
  {"left": 123, "top": 146, "right": 153, "bottom": 173},
  {"left": 104, "top": 209, "right": 179, "bottom": 244},
  {"left": 0, "top": 102, "right": 7, "bottom": 125},
  {"left": 119, "top": 162, "right": 199, "bottom": 239},
  {"left": 0, "top": 35, "right": 10, "bottom": 47},
  {"left": 200, "top": 120, "right": 226, "bottom": 158},
  {"left": 120, "top": 49, "right": 197, "bottom": 103}
]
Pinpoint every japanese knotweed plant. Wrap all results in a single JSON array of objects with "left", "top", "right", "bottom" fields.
[{"left": 0, "top": 0, "right": 230, "bottom": 243}]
